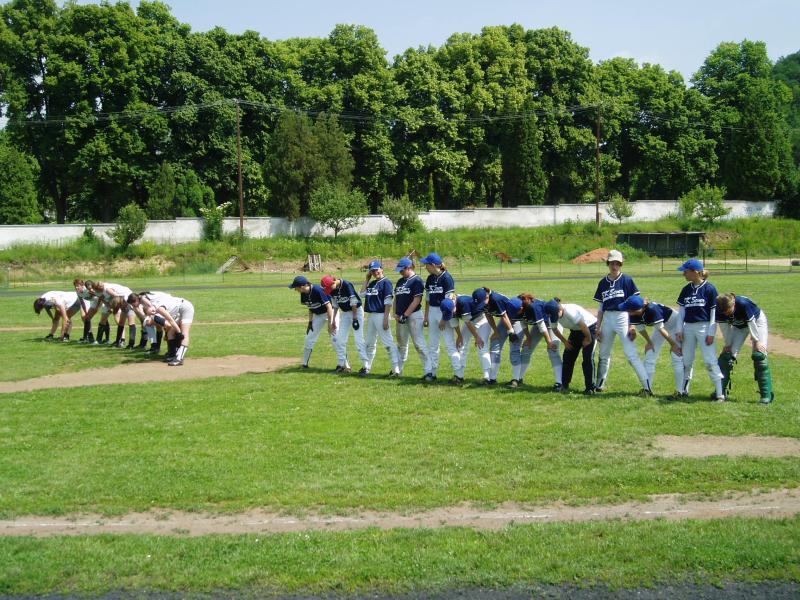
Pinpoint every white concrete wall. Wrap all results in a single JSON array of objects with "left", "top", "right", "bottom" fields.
[{"left": 0, "top": 200, "right": 776, "bottom": 250}]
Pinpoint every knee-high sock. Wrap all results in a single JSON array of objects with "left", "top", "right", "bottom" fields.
[
  {"left": 128, "top": 325, "right": 137, "bottom": 346},
  {"left": 155, "top": 330, "right": 163, "bottom": 349},
  {"left": 176, "top": 345, "right": 188, "bottom": 361},
  {"left": 115, "top": 325, "right": 125, "bottom": 344},
  {"left": 83, "top": 319, "right": 91, "bottom": 339}
]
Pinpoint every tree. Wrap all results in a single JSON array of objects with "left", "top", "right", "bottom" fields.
[
  {"left": 0, "top": 140, "right": 41, "bottom": 224},
  {"left": 606, "top": 193, "right": 634, "bottom": 223},
  {"left": 175, "top": 170, "right": 215, "bottom": 217},
  {"left": 146, "top": 162, "right": 176, "bottom": 219},
  {"left": 501, "top": 108, "right": 546, "bottom": 206},
  {"left": 308, "top": 183, "right": 367, "bottom": 239},
  {"left": 379, "top": 195, "right": 421, "bottom": 238},
  {"left": 107, "top": 203, "right": 147, "bottom": 248},
  {"left": 679, "top": 184, "right": 730, "bottom": 225}
]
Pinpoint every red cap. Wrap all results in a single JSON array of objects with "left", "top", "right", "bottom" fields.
[{"left": 321, "top": 275, "right": 336, "bottom": 295}]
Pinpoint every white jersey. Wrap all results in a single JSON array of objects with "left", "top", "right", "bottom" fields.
[
  {"left": 41, "top": 291, "right": 78, "bottom": 309},
  {"left": 553, "top": 304, "right": 597, "bottom": 331},
  {"left": 160, "top": 295, "right": 186, "bottom": 319},
  {"left": 102, "top": 283, "right": 133, "bottom": 302},
  {"left": 141, "top": 291, "right": 174, "bottom": 310}
]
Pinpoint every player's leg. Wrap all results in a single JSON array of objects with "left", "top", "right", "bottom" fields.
[
  {"left": 516, "top": 329, "right": 537, "bottom": 384},
  {"left": 440, "top": 321, "right": 460, "bottom": 377},
  {"left": 475, "top": 319, "right": 493, "bottom": 382},
  {"left": 615, "top": 312, "right": 651, "bottom": 393},
  {"left": 408, "top": 311, "right": 429, "bottom": 374},
  {"left": 395, "top": 321, "right": 411, "bottom": 375},
  {"left": 335, "top": 310, "right": 353, "bottom": 371},
  {"left": 680, "top": 322, "right": 700, "bottom": 395},
  {"left": 426, "top": 306, "right": 442, "bottom": 378},
  {"left": 488, "top": 322, "right": 508, "bottom": 383},
  {"left": 581, "top": 329, "right": 598, "bottom": 393},
  {"left": 352, "top": 307, "right": 368, "bottom": 368},
  {"left": 377, "top": 318, "right": 400, "bottom": 375},
  {"left": 362, "top": 314, "right": 380, "bottom": 374},
  {"left": 125, "top": 308, "right": 137, "bottom": 349},
  {"left": 560, "top": 329, "right": 581, "bottom": 391},
  {"left": 456, "top": 322, "right": 472, "bottom": 379},
  {"left": 594, "top": 316, "right": 618, "bottom": 391},
  {"left": 697, "top": 322, "right": 724, "bottom": 399}
]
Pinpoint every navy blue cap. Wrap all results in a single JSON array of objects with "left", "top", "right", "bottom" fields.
[
  {"left": 289, "top": 275, "right": 310, "bottom": 288},
  {"left": 440, "top": 297, "right": 455, "bottom": 321},
  {"left": 544, "top": 300, "right": 560, "bottom": 323},
  {"left": 471, "top": 288, "right": 487, "bottom": 311},
  {"left": 368, "top": 260, "right": 382, "bottom": 271},
  {"left": 395, "top": 257, "right": 413, "bottom": 271},
  {"left": 420, "top": 252, "right": 443, "bottom": 265},
  {"left": 677, "top": 258, "right": 704, "bottom": 272},
  {"left": 618, "top": 295, "right": 645, "bottom": 311}
]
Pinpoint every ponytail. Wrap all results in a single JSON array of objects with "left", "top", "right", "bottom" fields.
[
  {"left": 517, "top": 293, "right": 535, "bottom": 306},
  {"left": 700, "top": 269, "right": 710, "bottom": 281}
]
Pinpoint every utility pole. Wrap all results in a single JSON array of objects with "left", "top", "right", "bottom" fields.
[
  {"left": 595, "top": 105, "right": 602, "bottom": 227},
  {"left": 235, "top": 99, "right": 244, "bottom": 235}
]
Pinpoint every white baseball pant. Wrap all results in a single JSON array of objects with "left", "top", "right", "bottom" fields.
[
  {"left": 681, "top": 321, "right": 724, "bottom": 396},
  {"left": 332, "top": 307, "right": 368, "bottom": 369},
  {"left": 489, "top": 320, "right": 524, "bottom": 381},
  {"left": 396, "top": 311, "right": 428, "bottom": 375},
  {"left": 426, "top": 305, "right": 460, "bottom": 376},
  {"left": 720, "top": 312, "right": 769, "bottom": 357},
  {"left": 518, "top": 327, "right": 563, "bottom": 385},
  {"left": 643, "top": 312, "right": 685, "bottom": 393},
  {"left": 364, "top": 312, "right": 400, "bottom": 373},
  {"left": 595, "top": 310, "right": 651, "bottom": 391},
  {"left": 303, "top": 312, "right": 333, "bottom": 367},
  {"left": 456, "top": 316, "right": 492, "bottom": 379}
]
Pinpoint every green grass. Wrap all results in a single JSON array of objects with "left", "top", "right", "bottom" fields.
[
  {"left": 2, "top": 217, "right": 799, "bottom": 282},
  {"left": 2, "top": 518, "right": 799, "bottom": 594},
  {"left": 0, "top": 270, "right": 799, "bottom": 594}
]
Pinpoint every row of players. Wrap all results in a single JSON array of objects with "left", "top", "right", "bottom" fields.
[
  {"left": 34, "top": 280, "right": 195, "bottom": 366},
  {"left": 289, "top": 250, "right": 774, "bottom": 404}
]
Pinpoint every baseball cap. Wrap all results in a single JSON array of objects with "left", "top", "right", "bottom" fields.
[
  {"left": 607, "top": 249, "right": 624, "bottom": 263},
  {"left": 395, "top": 257, "right": 413, "bottom": 271},
  {"left": 320, "top": 275, "right": 336, "bottom": 295},
  {"left": 543, "top": 300, "right": 560, "bottom": 323},
  {"left": 440, "top": 297, "right": 455, "bottom": 321},
  {"left": 420, "top": 252, "right": 443, "bottom": 265},
  {"left": 368, "top": 260, "right": 382, "bottom": 271},
  {"left": 677, "top": 258, "right": 704, "bottom": 272},
  {"left": 471, "top": 287, "right": 487, "bottom": 311},
  {"left": 288, "top": 275, "right": 310, "bottom": 288},
  {"left": 618, "top": 295, "right": 645, "bottom": 311}
]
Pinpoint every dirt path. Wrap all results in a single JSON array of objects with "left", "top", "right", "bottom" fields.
[
  {"left": 0, "top": 355, "right": 298, "bottom": 394},
  {"left": 652, "top": 435, "right": 800, "bottom": 458},
  {"left": 1, "top": 488, "right": 797, "bottom": 537}
]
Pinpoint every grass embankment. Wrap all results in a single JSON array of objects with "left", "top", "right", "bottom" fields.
[{"left": 1, "top": 217, "right": 799, "bottom": 281}]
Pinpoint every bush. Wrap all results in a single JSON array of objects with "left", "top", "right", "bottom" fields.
[
  {"left": 309, "top": 183, "right": 368, "bottom": 239},
  {"left": 606, "top": 193, "right": 634, "bottom": 223},
  {"left": 679, "top": 184, "right": 730, "bottom": 225},
  {"left": 379, "top": 195, "right": 422, "bottom": 239},
  {"left": 106, "top": 203, "right": 147, "bottom": 249},
  {"left": 200, "top": 202, "right": 231, "bottom": 242}
]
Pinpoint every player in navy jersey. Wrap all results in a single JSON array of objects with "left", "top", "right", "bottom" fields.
[
  {"left": 676, "top": 259, "right": 725, "bottom": 401},
  {"left": 592, "top": 249, "right": 652, "bottom": 396},
  {"left": 321, "top": 275, "right": 368, "bottom": 374},
  {"left": 393, "top": 257, "right": 429, "bottom": 376},
  {"left": 289, "top": 275, "right": 336, "bottom": 369},
  {"left": 544, "top": 298, "right": 597, "bottom": 395},
  {"left": 421, "top": 253, "right": 459, "bottom": 383},
  {"left": 618, "top": 295, "right": 685, "bottom": 399},
  {"left": 440, "top": 293, "right": 491, "bottom": 385},
  {"left": 360, "top": 261, "right": 401, "bottom": 377},
  {"left": 716, "top": 293, "right": 773, "bottom": 404},
  {"left": 516, "top": 293, "right": 563, "bottom": 391},
  {"left": 479, "top": 287, "right": 525, "bottom": 386}
]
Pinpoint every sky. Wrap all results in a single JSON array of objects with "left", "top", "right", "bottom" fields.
[{"left": 74, "top": 0, "right": 800, "bottom": 82}]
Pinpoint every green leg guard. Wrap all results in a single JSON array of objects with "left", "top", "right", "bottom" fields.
[
  {"left": 718, "top": 350, "right": 736, "bottom": 396},
  {"left": 752, "top": 351, "right": 774, "bottom": 404}
]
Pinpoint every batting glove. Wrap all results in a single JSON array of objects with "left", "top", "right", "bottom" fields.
[
  {"left": 508, "top": 332, "right": 520, "bottom": 343},
  {"left": 398, "top": 315, "right": 408, "bottom": 324}
]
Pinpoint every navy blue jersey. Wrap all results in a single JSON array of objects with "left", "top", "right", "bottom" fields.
[
  {"left": 330, "top": 279, "right": 361, "bottom": 312},
  {"left": 394, "top": 274, "right": 424, "bottom": 315},
  {"left": 677, "top": 280, "right": 718, "bottom": 323},
  {"left": 593, "top": 273, "right": 639, "bottom": 312},
  {"left": 300, "top": 285, "right": 331, "bottom": 315},
  {"left": 724, "top": 295, "right": 761, "bottom": 329},
  {"left": 487, "top": 292, "right": 523, "bottom": 320},
  {"left": 455, "top": 295, "right": 484, "bottom": 321},
  {"left": 521, "top": 299, "right": 550, "bottom": 327},
  {"left": 364, "top": 277, "right": 393, "bottom": 313},
  {"left": 425, "top": 270, "right": 455, "bottom": 307},
  {"left": 630, "top": 302, "right": 674, "bottom": 327}
]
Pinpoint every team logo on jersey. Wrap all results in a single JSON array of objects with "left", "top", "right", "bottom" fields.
[
  {"left": 601, "top": 289, "right": 625, "bottom": 302},
  {"left": 682, "top": 297, "right": 707, "bottom": 308}
]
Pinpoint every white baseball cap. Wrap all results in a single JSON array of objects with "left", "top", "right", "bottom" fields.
[{"left": 607, "top": 249, "right": 624, "bottom": 263}]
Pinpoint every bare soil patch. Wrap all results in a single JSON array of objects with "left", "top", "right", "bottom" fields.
[
  {"left": 652, "top": 435, "right": 800, "bottom": 458},
  {"left": 0, "top": 355, "right": 298, "bottom": 394},
  {"left": 1, "top": 488, "right": 797, "bottom": 537},
  {"left": 572, "top": 248, "right": 611, "bottom": 264}
]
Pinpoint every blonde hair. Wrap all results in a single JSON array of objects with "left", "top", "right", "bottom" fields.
[
  {"left": 700, "top": 269, "right": 710, "bottom": 280},
  {"left": 517, "top": 293, "right": 536, "bottom": 306},
  {"left": 717, "top": 293, "right": 735, "bottom": 313}
]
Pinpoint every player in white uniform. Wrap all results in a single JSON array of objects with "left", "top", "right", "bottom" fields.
[
  {"left": 544, "top": 299, "right": 597, "bottom": 395},
  {"left": 144, "top": 293, "right": 195, "bottom": 366},
  {"left": 34, "top": 291, "right": 81, "bottom": 340},
  {"left": 72, "top": 278, "right": 99, "bottom": 343},
  {"left": 393, "top": 257, "right": 429, "bottom": 376},
  {"left": 440, "top": 294, "right": 492, "bottom": 385},
  {"left": 93, "top": 281, "right": 136, "bottom": 347},
  {"left": 127, "top": 291, "right": 172, "bottom": 354}
]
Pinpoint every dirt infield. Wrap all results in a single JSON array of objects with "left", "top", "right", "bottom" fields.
[
  {"left": 1, "top": 488, "right": 797, "bottom": 537},
  {"left": 0, "top": 355, "right": 298, "bottom": 394},
  {"left": 652, "top": 435, "right": 800, "bottom": 458}
]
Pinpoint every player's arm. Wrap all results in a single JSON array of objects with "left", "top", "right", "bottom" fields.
[
  {"left": 156, "top": 306, "right": 180, "bottom": 332},
  {"left": 56, "top": 303, "right": 70, "bottom": 337},
  {"left": 405, "top": 295, "right": 421, "bottom": 317},
  {"left": 595, "top": 306, "right": 604, "bottom": 340}
]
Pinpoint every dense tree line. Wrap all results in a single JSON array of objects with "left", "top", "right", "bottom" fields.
[{"left": 0, "top": 0, "right": 797, "bottom": 224}]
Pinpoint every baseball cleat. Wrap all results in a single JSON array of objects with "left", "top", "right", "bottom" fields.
[
  {"left": 637, "top": 388, "right": 654, "bottom": 398},
  {"left": 387, "top": 371, "right": 400, "bottom": 378},
  {"left": 334, "top": 365, "right": 344, "bottom": 373},
  {"left": 449, "top": 375, "right": 464, "bottom": 386},
  {"left": 551, "top": 383, "right": 563, "bottom": 392},
  {"left": 667, "top": 391, "right": 688, "bottom": 401},
  {"left": 583, "top": 388, "right": 596, "bottom": 396},
  {"left": 422, "top": 372, "right": 435, "bottom": 383},
  {"left": 167, "top": 359, "right": 184, "bottom": 366},
  {"left": 760, "top": 393, "right": 774, "bottom": 405},
  {"left": 358, "top": 368, "right": 369, "bottom": 377},
  {"left": 506, "top": 379, "right": 519, "bottom": 389}
]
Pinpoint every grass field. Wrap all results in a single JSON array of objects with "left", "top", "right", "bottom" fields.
[{"left": 1, "top": 269, "right": 799, "bottom": 595}]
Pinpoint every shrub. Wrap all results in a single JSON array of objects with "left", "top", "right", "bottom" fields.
[
  {"left": 379, "top": 194, "right": 422, "bottom": 239},
  {"left": 679, "top": 184, "right": 730, "bottom": 225},
  {"left": 200, "top": 202, "right": 231, "bottom": 242},
  {"left": 106, "top": 203, "right": 147, "bottom": 249},
  {"left": 309, "top": 183, "right": 368, "bottom": 239},
  {"left": 606, "top": 193, "right": 634, "bottom": 223}
]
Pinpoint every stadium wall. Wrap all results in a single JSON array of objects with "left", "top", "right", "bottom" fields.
[{"left": 0, "top": 200, "right": 776, "bottom": 249}]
